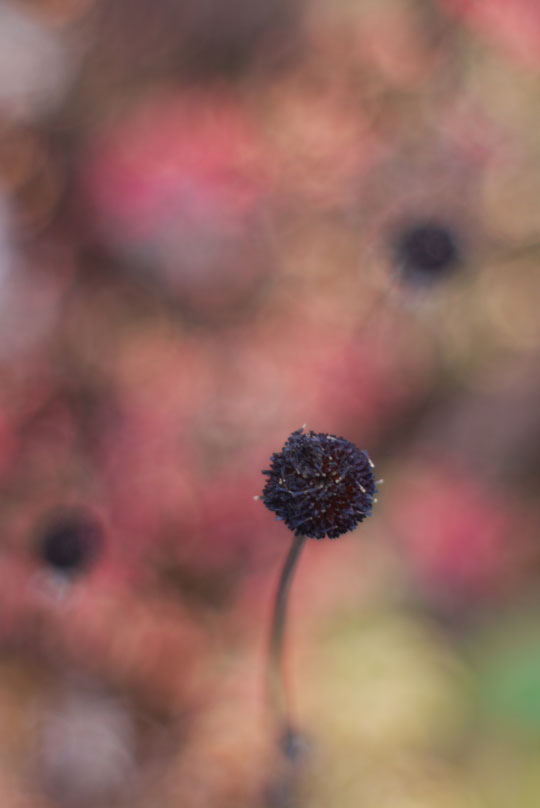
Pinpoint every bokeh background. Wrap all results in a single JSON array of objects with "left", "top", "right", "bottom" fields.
[{"left": 0, "top": 0, "right": 539, "bottom": 805}]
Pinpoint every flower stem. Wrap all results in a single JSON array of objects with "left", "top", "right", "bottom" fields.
[{"left": 268, "top": 533, "right": 307, "bottom": 733}]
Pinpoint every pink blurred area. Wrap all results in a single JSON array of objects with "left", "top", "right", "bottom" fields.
[
  {"left": 389, "top": 461, "right": 533, "bottom": 600},
  {"left": 439, "top": 0, "right": 540, "bottom": 69}
]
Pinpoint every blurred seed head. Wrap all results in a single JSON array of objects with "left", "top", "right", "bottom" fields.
[
  {"left": 35, "top": 507, "right": 104, "bottom": 578},
  {"left": 390, "top": 219, "right": 462, "bottom": 286}
]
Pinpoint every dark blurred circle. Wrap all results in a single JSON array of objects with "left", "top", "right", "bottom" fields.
[
  {"left": 391, "top": 220, "right": 462, "bottom": 284},
  {"left": 36, "top": 507, "right": 104, "bottom": 576}
]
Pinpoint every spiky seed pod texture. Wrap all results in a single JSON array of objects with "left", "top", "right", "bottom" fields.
[{"left": 261, "top": 428, "right": 377, "bottom": 539}]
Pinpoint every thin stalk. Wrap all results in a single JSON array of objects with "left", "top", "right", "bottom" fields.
[{"left": 268, "top": 533, "right": 307, "bottom": 732}]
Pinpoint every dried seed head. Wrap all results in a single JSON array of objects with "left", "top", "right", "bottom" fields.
[{"left": 261, "top": 428, "right": 377, "bottom": 539}]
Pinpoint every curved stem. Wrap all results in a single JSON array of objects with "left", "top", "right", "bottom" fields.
[{"left": 268, "top": 533, "right": 307, "bottom": 732}]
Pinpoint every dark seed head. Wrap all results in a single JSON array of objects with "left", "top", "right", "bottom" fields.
[
  {"left": 36, "top": 508, "right": 104, "bottom": 576},
  {"left": 391, "top": 220, "right": 461, "bottom": 285},
  {"left": 261, "top": 428, "right": 377, "bottom": 539}
]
